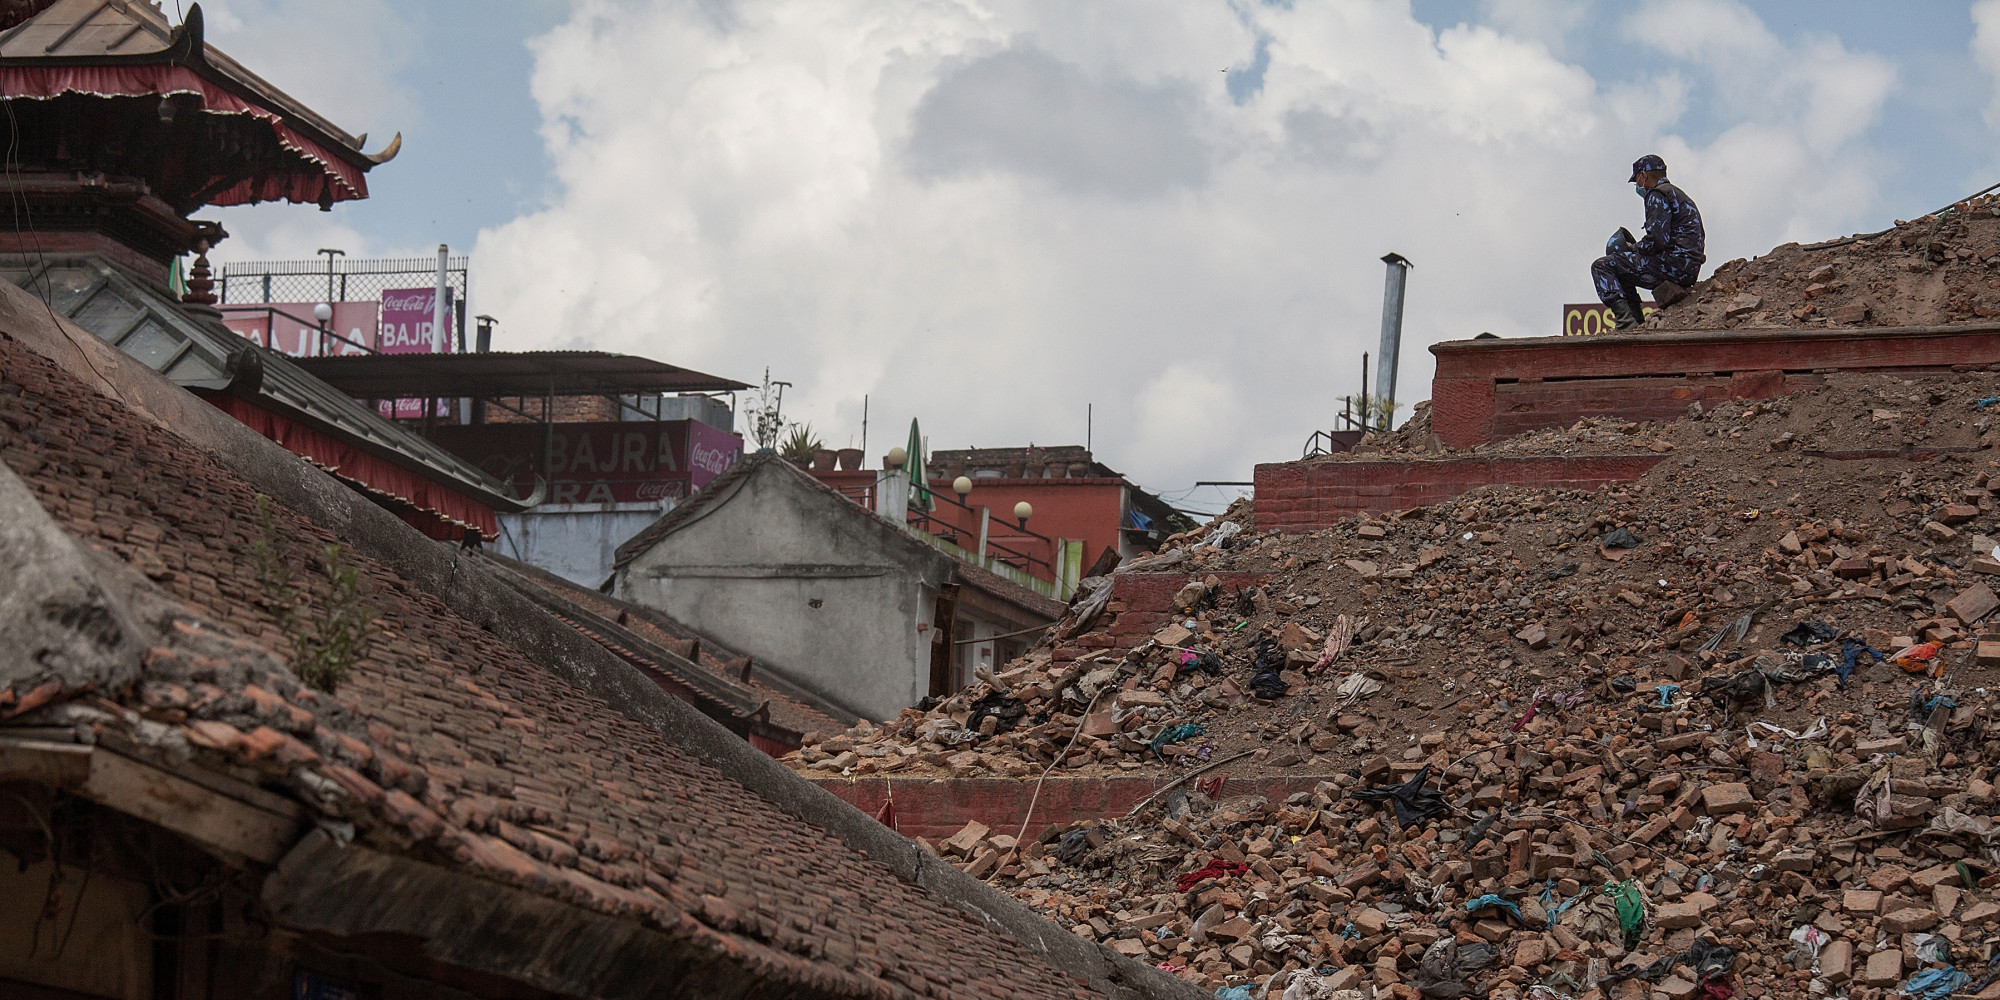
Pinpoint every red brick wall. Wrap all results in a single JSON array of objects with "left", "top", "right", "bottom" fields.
[
  {"left": 1428, "top": 323, "right": 2000, "bottom": 448},
  {"left": 1487, "top": 372, "right": 1819, "bottom": 440},
  {"left": 816, "top": 774, "right": 1336, "bottom": 840},
  {"left": 1253, "top": 455, "right": 1664, "bottom": 533}
]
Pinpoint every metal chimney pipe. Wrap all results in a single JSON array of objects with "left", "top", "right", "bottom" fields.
[
  {"left": 1377, "top": 253, "right": 1412, "bottom": 431},
  {"left": 433, "top": 244, "right": 449, "bottom": 354}
]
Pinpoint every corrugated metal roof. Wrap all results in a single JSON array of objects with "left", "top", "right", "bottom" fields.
[
  {"left": 5, "top": 255, "right": 531, "bottom": 512},
  {"left": 293, "top": 350, "right": 752, "bottom": 398}
]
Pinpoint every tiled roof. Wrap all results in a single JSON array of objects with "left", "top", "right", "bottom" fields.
[
  {"left": 6, "top": 255, "right": 527, "bottom": 514},
  {"left": 0, "top": 327, "right": 1110, "bottom": 999},
  {"left": 474, "top": 548, "right": 854, "bottom": 737}
]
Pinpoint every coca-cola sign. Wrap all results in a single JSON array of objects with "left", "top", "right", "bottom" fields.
[{"left": 378, "top": 286, "right": 453, "bottom": 355}]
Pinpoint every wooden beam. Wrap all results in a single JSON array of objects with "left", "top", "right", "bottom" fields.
[{"left": 0, "top": 737, "right": 302, "bottom": 865}]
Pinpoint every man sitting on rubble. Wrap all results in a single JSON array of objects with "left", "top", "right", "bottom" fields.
[{"left": 1592, "top": 154, "right": 1705, "bottom": 331}]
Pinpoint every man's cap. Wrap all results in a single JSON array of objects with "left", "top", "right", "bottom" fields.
[{"left": 1629, "top": 154, "right": 1667, "bottom": 181}]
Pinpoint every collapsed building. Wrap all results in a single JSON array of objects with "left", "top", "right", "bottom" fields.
[{"left": 780, "top": 196, "right": 2000, "bottom": 1000}]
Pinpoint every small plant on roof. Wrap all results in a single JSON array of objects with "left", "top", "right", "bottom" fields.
[
  {"left": 778, "top": 422, "right": 823, "bottom": 464},
  {"left": 252, "top": 495, "right": 374, "bottom": 693}
]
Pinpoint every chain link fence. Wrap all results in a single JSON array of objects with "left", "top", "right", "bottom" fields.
[{"left": 219, "top": 256, "right": 469, "bottom": 308}]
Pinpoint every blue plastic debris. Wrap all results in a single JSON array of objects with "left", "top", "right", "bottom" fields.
[
  {"left": 1656, "top": 684, "right": 1680, "bottom": 706},
  {"left": 1901, "top": 967, "right": 1970, "bottom": 1000},
  {"left": 1464, "top": 894, "right": 1529, "bottom": 924}
]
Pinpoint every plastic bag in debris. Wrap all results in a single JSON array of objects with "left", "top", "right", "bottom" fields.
[
  {"left": 1415, "top": 938, "right": 1498, "bottom": 999},
  {"left": 1604, "top": 937, "right": 1734, "bottom": 986},
  {"left": 1891, "top": 641, "right": 1944, "bottom": 673},
  {"left": 1603, "top": 880, "right": 1646, "bottom": 948},
  {"left": 1056, "top": 828, "right": 1091, "bottom": 865},
  {"left": 1786, "top": 924, "right": 1826, "bottom": 963},
  {"left": 1927, "top": 806, "right": 2000, "bottom": 842},
  {"left": 1248, "top": 639, "right": 1290, "bottom": 699},
  {"left": 1194, "top": 520, "right": 1243, "bottom": 550},
  {"left": 1762, "top": 652, "right": 1835, "bottom": 684},
  {"left": 1901, "top": 967, "right": 1971, "bottom": 1000},
  {"left": 1180, "top": 648, "right": 1225, "bottom": 676},
  {"left": 1913, "top": 933, "right": 1953, "bottom": 965},
  {"left": 1600, "top": 526, "right": 1644, "bottom": 549},
  {"left": 1699, "top": 669, "right": 1767, "bottom": 706},
  {"left": 1463, "top": 893, "right": 1529, "bottom": 925},
  {"left": 1214, "top": 987, "right": 1256, "bottom": 1000},
  {"left": 1780, "top": 620, "right": 1839, "bottom": 647},
  {"left": 1351, "top": 764, "right": 1446, "bottom": 828},
  {"left": 966, "top": 691, "right": 1028, "bottom": 735}
]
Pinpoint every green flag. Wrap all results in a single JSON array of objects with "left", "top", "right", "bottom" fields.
[{"left": 905, "top": 418, "right": 931, "bottom": 509}]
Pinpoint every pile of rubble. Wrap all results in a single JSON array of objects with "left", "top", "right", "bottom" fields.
[
  {"left": 1649, "top": 191, "right": 2000, "bottom": 333},
  {"left": 783, "top": 370, "right": 2000, "bottom": 998},
  {"left": 787, "top": 373, "right": 2000, "bottom": 786}
]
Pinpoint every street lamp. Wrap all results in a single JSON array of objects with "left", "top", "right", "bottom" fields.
[
  {"left": 1014, "top": 501, "right": 1033, "bottom": 530},
  {"left": 312, "top": 302, "right": 332, "bottom": 356},
  {"left": 952, "top": 476, "right": 972, "bottom": 501},
  {"left": 884, "top": 446, "right": 907, "bottom": 470}
]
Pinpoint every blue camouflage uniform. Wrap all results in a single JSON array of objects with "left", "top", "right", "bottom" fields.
[{"left": 1592, "top": 177, "right": 1706, "bottom": 312}]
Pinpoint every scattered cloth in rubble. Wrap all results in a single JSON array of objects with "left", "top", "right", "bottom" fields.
[
  {"left": 1312, "top": 616, "right": 1354, "bottom": 672},
  {"left": 966, "top": 691, "right": 1028, "bottom": 735},
  {"left": 1838, "top": 638, "right": 1881, "bottom": 688},
  {"left": 1901, "top": 967, "right": 1971, "bottom": 1000},
  {"left": 1910, "top": 690, "right": 1957, "bottom": 724},
  {"left": 1195, "top": 520, "right": 1242, "bottom": 550},
  {"left": 1334, "top": 672, "right": 1382, "bottom": 704},
  {"left": 1780, "top": 620, "right": 1839, "bottom": 646},
  {"left": 1605, "top": 937, "right": 1733, "bottom": 986},
  {"left": 1279, "top": 970, "right": 1344, "bottom": 1000},
  {"left": 1150, "top": 722, "right": 1206, "bottom": 760},
  {"left": 1603, "top": 880, "right": 1646, "bottom": 948},
  {"left": 1350, "top": 764, "right": 1446, "bottom": 828},
  {"left": 1214, "top": 987, "right": 1255, "bottom": 1000},
  {"left": 1655, "top": 684, "right": 1680, "bottom": 706},
  {"left": 1177, "top": 858, "right": 1250, "bottom": 893},
  {"left": 1180, "top": 648, "right": 1224, "bottom": 676},
  {"left": 1747, "top": 716, "right": 1827, "bottom": 748}
]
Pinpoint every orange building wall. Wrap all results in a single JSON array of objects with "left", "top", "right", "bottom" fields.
[{"left": 923, "top": 477, "right": 1126, "bottom": 571}]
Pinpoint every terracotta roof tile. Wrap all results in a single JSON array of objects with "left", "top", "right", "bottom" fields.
[{"left": 0, "top": 330, "right": 1103, "bottom": 1000}]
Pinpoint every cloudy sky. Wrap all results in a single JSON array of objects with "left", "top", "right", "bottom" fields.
[{"left": 201, "top": 0, "right": 2000, "bottom": 514}]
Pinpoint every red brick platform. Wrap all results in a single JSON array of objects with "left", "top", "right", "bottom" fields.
[
  {"left": 1430, "top": 322, "right": 2000, "bottom": 448},
  {"left": 1254, "top": 454, "right": 1664, "bottom": 532},
  {"left": 814, "top": 774, "right": 1335, "bottom": 840}
]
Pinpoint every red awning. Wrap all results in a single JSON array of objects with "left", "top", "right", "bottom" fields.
[
  {"left": 0, "top": 63, "right": 366, "bottom": 206},
  {"left": 206, "top": 395, "right": 497, "bottom": 542}
]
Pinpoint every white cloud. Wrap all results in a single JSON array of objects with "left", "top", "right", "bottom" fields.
[
  {"left": 448, "top": 0, "right": 1907, "bottom": 492},
  {"left": 1974, "top": 0, "right": 2000, "bottom": 128}
]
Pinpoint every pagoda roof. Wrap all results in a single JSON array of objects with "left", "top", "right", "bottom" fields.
[{"left": 0, "top": 1, "right": 397, "bottom": 207}]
